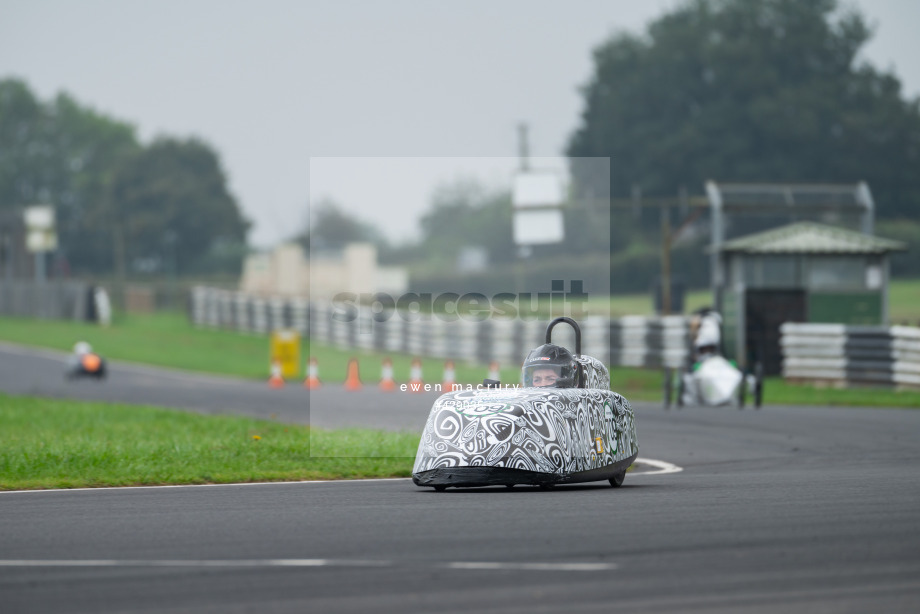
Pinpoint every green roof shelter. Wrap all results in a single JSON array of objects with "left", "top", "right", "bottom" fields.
[{"left": 713, "top": 222, "right": 906, "bottom": 375}]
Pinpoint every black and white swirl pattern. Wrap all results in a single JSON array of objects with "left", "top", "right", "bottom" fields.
[{"left": 413, "top": 382, "right": 638, "bottom": 476}]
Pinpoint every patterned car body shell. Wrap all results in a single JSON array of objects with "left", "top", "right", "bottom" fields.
[{"left": 412, "top": 356, "right": 638, "bottom": 487}]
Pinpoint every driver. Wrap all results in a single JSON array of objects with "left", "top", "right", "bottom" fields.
[
  {"left": 691, "top": 307, "right": 722, "bottom": 358},
  {"left": 69, "top": 341, "right": 105, "bottom": 376},
  {"left": 521, "top": 343, "right": 578, "bottom": 388}
]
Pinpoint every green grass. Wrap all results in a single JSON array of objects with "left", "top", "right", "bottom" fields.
[
  {"left": 0, "top": 311, "right": 269, "bottom": 378},
  {"left": 1, "top": 299, "right": 918, "bottom": 407},
  {"left": 0, "top": 310, "right": 684, "bottom": 401},
  {"left": 0, "top": 311, "right": 525, "bottom": 383},
  {"left": 758, "top": 379, "right": 920, "bottom": 408},
  {"left": 585, "top": 289, "right": 713, "bottom": 317},
  {"left": 889, "top": 278, "right": 920, "bottom": 325},
  {"left": 636, "top": 370, "right": 920, "bottom": 407},
  {"left": 0, "top": 394, "right": 418, "bottom": 491}
]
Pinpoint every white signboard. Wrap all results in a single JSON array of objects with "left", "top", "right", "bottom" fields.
[
  {"left": 23, "top": 205, "right": 57, "bottom": 253},
  {"left": 24, "top": 205, "right": 55, "bottom": 230},
  {"left": 512, "top": 172, "right": 565, "bottom": 246},
  {"left": 26, "top": 229, "right": 58, "bottom": 252},
  {"left": 513, "top": 209, "right": 564, "bottom": 245},
  {"left": 513, "top": 173, "right": 564, "bottom": 208}
]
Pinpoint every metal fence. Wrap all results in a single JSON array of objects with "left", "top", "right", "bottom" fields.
[
  {"left": 191, "top": 286, "right": 691, "bottom": 369},
  {"left": 781, "top": 322, "right": 920, "bottom": 389},
  {"left": 0, "top": 280, "right": 91, "bottom": 320}
]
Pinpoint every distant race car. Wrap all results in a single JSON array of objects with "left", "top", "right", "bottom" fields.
[
  {"left": 66, "top": 341, "right": 107, "bottom": 381},
  {"left": 671, "top": 308, "right": 763, "bottom": 409},
  {"left": 412, "top": 317, "right": 638, "bottom": 491}
]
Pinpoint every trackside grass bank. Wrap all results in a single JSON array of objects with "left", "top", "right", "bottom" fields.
[
  {"left": 0, "top": 312, "right": 269, "bottom": 378},
  {"left": 0, "top": 312, "right": 524, "bottom": 383},
  {"left": 753, "top": 379, "right": 920, "bottom": 408},
  {"left": 0, "top": 311, "right": 918, "bottom": 407},
  {"left": 0, "top": 394, "right": 418, "bottom": 491}
]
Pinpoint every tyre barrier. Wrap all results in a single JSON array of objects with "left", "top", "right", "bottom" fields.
[
  {"left": 781, "top": 323, "right": 920, "bottom": 389},
  {"left": 190, "top": 286, "right": 691, "bottom": 370}
]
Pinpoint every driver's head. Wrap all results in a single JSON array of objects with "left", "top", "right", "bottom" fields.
[{"left": 521, "top": 343, "right": 577, "bottom": 388}]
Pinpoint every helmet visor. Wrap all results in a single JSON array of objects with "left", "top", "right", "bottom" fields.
[{"left": 522, "top": 363, "right": 575, "bottom": 387}]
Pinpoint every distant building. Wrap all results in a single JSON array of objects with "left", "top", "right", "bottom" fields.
[{"left": 239, "top": 242, "right": 408, "bottom": 299}]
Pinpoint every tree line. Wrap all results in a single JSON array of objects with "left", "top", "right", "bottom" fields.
[
  {"left": 567, "top": 0, "right": 920, "bottom": 222},
  {"left": 0, "top": 78, "right": 249, "bottom": 277},
  {"left": 3, "top": 0, "right": 917, "bottom": 283},
  {"left": 312, "top": 0, "right": 919, "bottom": 285}
]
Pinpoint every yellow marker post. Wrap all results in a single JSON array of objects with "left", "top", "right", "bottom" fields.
[{"left": 270, "top": 329, "right": 301, "bottom": 379}]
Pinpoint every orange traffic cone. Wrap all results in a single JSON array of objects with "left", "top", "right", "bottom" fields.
[
  {"left": 304, "top": 357, "right": 321, "bottom": 390},
  {"left": 268, "top": 360, "right": 284, "bottom": 388},
  {"left": 408, "top": 358, "right": 424, "bottom": 393},
  {"left": 379, "top": 357, "right": 396, "bottom": 391},
  {"left": 488, "top": 361, "right": 500, "bottom": 382},
  {"left": 344, "top": 357, "right": 363, "bottom": 391},
  {"left": 441, "top": 360, "right": 456, "bottom": 392}
]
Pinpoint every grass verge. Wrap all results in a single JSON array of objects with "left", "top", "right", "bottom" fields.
[
  {"left": 0, "top": 311, "right": 268, "bottom": 378},
  {"left": 1, "top": 311, "right": 918, "bottom": 407},
  {"left": 0, "top": 311, "right": 532, "bottom": 384},
  {"left": 0, "top": 394, "right": 418, "bottom": 491},
  {"left": 754, "top": 378, "right": 920, "bottom": 408}
]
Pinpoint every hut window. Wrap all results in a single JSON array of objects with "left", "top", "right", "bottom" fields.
[{"left": 806, "top": 256, "right": 866, "bottom": 289}]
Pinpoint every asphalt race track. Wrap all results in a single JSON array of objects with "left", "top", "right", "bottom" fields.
[{"left": 2, "top": 343, "right": 920, "bottom": 613}]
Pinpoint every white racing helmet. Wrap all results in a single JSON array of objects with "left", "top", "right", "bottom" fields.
[{"left": 694, "top": 311, "right": 722, "bottom": 349}]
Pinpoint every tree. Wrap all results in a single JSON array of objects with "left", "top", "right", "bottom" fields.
[
  {"left": 567, "top": 0, "right": 920, "bottom": 221},
  {"left": 0, "top": 79, "right": 139, "bottom": 273},
  {"left": 0, "top": 79, "right": 48, "bottom": 207},
  {"left": 110, "top": 137, "right": 249, "bottom": 275},
  {"left": 1, "top": 79, "right": 249, "bottom": 276},
  {"left": 296, "top": 198, "right": 384, "bottom": 252},
  {"left": 52, "top": 93, "right": 141, "bottom": 273}
]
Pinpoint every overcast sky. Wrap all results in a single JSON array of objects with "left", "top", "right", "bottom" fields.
[{"left": 2, "top": 0, "right": 918, "bottom": 248}]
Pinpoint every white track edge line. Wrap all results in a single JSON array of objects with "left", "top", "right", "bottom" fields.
[
  {"left": 0, "top": 457, "right": 681, "bottom": 494},
  {"left": 633, "top": 457, "right": 684, "bottom": 475},
  {"left": 0, "top": 559, "right": 613, "bottom": 571},
  {"left": 0, "top": 477, "right": 412, "bottom": 494},
  {"left": 448, "top": 562, "right": 617, "bottom": 571},
  {"left": 0, "top": 559, "right": 389, "bottom": 567}
]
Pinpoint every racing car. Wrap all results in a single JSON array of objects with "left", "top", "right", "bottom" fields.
[
  {"left": 670, "top": 308, "right": 763, "bottom": 409},
  {"left": 65, "top": 341, "right": 107, "bottom": 381},
  {"left": 412, "top": 317, "right": 638, "bottom": 491}
]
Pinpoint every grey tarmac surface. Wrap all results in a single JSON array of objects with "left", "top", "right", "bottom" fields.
[{"left": 2, "top": 343, "right": 920, "bottom": 613}]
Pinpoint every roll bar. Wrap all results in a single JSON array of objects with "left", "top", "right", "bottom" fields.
[{"left": 545, "top": 317, "right": 581, "bottom": 357}]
